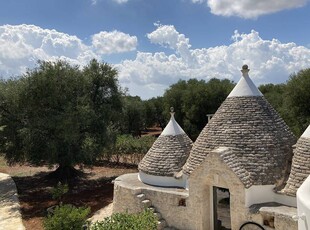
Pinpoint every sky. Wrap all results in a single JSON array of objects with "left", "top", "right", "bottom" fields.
[{"left": 0, "top": 0, "right": 310, "bottom": 99}]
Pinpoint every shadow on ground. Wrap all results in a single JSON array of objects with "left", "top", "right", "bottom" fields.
[{"left": 13, "top": 171, "right": 114, "bottom": 221}]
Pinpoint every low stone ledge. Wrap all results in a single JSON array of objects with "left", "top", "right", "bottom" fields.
[
  {"left": 114, "top": 173, "right": 188, "bottom": 196},
  {"left": 0, "top": 173, "right": 25, "bottom": 230},
  {"left": 258, "top": 204, "right": 297, "bottom": 230}
]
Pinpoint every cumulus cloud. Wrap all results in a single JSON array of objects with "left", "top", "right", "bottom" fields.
[
  {"left": 147, "top": 24, "right": 192, "bottom": 63},
  {"left": 1, "top": 24, "right": 310, "bottom": 99},
  {"left": 0, "top": 24, "right": 136, "bottom": 77},
  {"left": 116, "top": 25, "right": 310, "bottom": 98},
  {"left": 191, "top": 0, "right": 308, "bottom": 18},
  {"left": 92, "top": 30, "right": 137, "bottom": 54}
]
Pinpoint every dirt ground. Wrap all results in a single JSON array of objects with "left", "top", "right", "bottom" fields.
[{"left": 0, "top": 157, "right": 137, "bottom": 230}]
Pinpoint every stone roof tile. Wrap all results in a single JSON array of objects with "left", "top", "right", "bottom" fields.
[
  {"left": 182, "top": 96, "right": 296, "bottom": 188},
  {"left": 282, "top": 126, "right": 310, "bottom": 196},
  {"left": 138, "top": 134, "right": 192, "bottom": 176}
]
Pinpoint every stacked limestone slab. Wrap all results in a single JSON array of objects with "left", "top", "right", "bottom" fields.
[
  {"left": 282, "top": 125, "right": 310, "bottom": 196},
  {"left": 182, "top": 65, "right": 296, "bottom": 188},
  {"left": 138, "top": 112, "right": 192, "bottom": 186}
]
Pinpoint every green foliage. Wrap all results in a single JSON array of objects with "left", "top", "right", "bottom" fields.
[
  {"left": 51, "top": 182, "right": 69, "bottom": 201},
  {"left": 120, "top": 96, "right": 145, "bottom": 136},
  {"left": 0, "top": 78, "right": 27, "bottom": 163},
  {"left": 0, "top": 59, "right": 122, "bottom": 174},
  {"left": 91, "top": 209, "right": 157, "bottom": 230},
  {"left": 43, "top": 204, "right": 90, "bottom": 230},
  {"left": 259, "top": 83, "right": 286, "bottom": 110},
  {"left": 118, "top": 95, "right": 165, "bottom": 137},
  {"left": 283, "top": 68, "right": 310, "bottom": 136},
  {"left": 115, "top": 135, "right": 155, "bottom": 154},
  {"left": 259, "top": 69, "right": 310, "bottom": 137},
  {"left": 143, "top": 97, "right": 165, "bottom": 129},
  {"left": 163, "top": 78, "right": 235, "bottom": 139},
  {"left": 105, "top": 135, "right": 156, "bottom": 164}
]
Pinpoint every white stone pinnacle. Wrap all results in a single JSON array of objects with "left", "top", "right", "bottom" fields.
[
  {"left": 301, "top": 125, "right": 310, "bottom": 138},
  {"left": 161, "top": 113, "right": 185, "bottom": 136},
  {"left": 228, "top": 65, "right": 263, "bottom": 98}
]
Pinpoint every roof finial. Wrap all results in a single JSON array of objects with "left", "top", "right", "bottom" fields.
[
  {"left": 170, "top": 107, "right": 175, "bottom": 116},
  {"left": 241, "top": 64, "right": 250, "bottom": 77}
]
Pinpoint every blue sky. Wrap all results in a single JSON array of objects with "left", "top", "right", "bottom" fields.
[{"left": 0, "top": 0, "right": 309, "bottom": 98}]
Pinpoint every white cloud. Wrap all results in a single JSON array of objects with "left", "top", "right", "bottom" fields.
[
  {"left": 191, "top": 0, "right": 309, "bottom": 18},
  {"left": 92, "top": 30, "right": 137, "bottom": 54},
  {"left": 116, "top": 25, "right": 310, "bottom": 98},
  {"left": 147, "top": 24, "right": 192, "bottom": 63},
  {"left": 147, "top": 24, "right": 191, "bottom": 51},
  {"left": 0, "top": 24, "right": 136, "bottom": 77},
  {"left": 1, "top": 24, "right": 310, "bottom": 100},
  {"left": 113, "top": 0, "right": 128, "bottom": 3},
  {"left": 0, "top": 24, "right": 96, "bottom": 76},
  {"left": 91, "top": 0, "right": 128, "bottom": 5}
]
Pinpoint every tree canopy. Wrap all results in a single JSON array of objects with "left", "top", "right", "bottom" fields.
[
  {"left": 0, "top": 59, "right": 122, "bottom": 179},
  {"left": 283, "top": 68, "right": 310, "bottom": 135},
  {"left": 163, "top": 78, "right": 235, "bottom": 139},
  {"left": 259, "top": 68, "right": 310, "bottom": 136},
  {"left": 119, "top": 96, "right": 145, "bottom": 136},
  {"left": 1, "top": 58, "right": 309, "bottom": 179}
]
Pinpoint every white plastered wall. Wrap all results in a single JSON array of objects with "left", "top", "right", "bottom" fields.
[
  {"left": 297, "top": 175, "right": 310, "bottom": 230},
  {"left": 245, "top": 185, "right": 296, "bottom": 207},
  {"left": 138, "top": 171, "right": 186, "bottom": 188}
]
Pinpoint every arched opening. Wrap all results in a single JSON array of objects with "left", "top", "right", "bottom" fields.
[{"left": 213, "top": 186, "right": 231, "bottom": 230}]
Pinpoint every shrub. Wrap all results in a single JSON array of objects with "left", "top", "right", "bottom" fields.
[
  {"left": 91, "top": 209, "right": 157, "bottom": 230},
  {"left": 103, "top": 135, "right": 156, "bottom": 164},
  {"left": 44, "top": 204, "right": 90, "bottom": 230},
  {"left": 51, "top": 182, "right": 69, "bottom": 201}
]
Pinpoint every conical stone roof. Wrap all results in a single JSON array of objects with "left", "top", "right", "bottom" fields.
[
  {"left": 182, "top": 65, "right": 296, "bottom": 188},
  {"left": 138, "top": 111, "right": 193, "bottom": 177},
  {"left": 282, "top": 125, "right": 310, "bottom": 196}
]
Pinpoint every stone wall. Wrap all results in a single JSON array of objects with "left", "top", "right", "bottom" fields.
[
  {"left": 114, "top": 148, "right": 251, "bottom": 230},
  {"left": 112, "top": 173, "right": 192, "bottom": 229},
  {"left": 113, "top": 148, "right": 297, "bottom": 230},
  {"left": 113, "top": 178, "right": 144, "bottom": 214},
  {"left": 258, "top": 205, "right": 298, "bottom": 230},
  {"left": 187, "top": 147, "right": 249, "bottom": 229}
]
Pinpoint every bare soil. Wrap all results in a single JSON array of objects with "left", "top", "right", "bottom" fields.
[{"left": 0, "top": 158, "right": 137, "bottom": 230}]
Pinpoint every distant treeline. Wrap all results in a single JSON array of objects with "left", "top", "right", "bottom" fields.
[
  {"left": 0, "top": 59, "right": 309, "bottom": 178},
  {"left": 128, "top": 68, "right": 310, "bottom": 140}
]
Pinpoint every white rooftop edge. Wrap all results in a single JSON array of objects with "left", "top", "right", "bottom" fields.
[
  {"left": 301, "top": 125, "right": 310, "bottom": 138},
  {"left": 228, "top": 66, "right": 263, "bottom": 98},
  {"left": 161, "top": 113, "right": 185, "bottom": 136}
]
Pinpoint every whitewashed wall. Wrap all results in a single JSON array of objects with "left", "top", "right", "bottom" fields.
[{"left": 297, "top": 175, "right": 310, "bottom": 230}]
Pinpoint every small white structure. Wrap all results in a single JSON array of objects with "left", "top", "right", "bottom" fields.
[
  {"left": 289, "top": 125, "right": 310, "bottom": 230},
  {"left": 113, "top": 65, "right": 303, "bottom": 230},
  {"left": 228, "top": 65, "right": 263, "bottom": 98},
  {"left": 283, "top": 124, "right": 310, "bottom": 196},
  {"left": 138, "top": 108, "right": 192, "bottom": 187}
]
